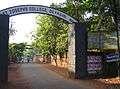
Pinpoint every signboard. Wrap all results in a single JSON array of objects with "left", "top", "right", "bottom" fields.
[
  {"left": 0, "top": 5, "right": 77, "bottom": 23},
  {"left": 106, "top": 53, "right": 120, "bottom": 62},
  {"left": 87, "top": 56, "right": 102, "bottom": 74},
  {"left": 88, "top": 32, "right": 104, "bottom": 49}
]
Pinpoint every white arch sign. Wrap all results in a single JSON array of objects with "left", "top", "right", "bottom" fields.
[{"left": 0, "top": 5, "right": 77, "bottom": 23}]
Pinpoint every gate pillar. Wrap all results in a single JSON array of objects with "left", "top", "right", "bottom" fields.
[
  {"left": 68, "top": 23, "right": 87, "bottom": 79},
  {"left": 0, "top": 15, "right": 9, "bottom": 83}
]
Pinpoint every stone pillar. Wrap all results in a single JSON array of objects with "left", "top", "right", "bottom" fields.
[
  {"left": 0, "top": 15, "right": 9, "bottom": 83},
  {"left": 68, "top": 23, "right": 87, "bottom": 79},
  {"left": 68, "top": 24, "right": 76, "bottom": 78}
]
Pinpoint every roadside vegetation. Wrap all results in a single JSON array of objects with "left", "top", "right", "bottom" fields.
[{"left": 31, "top": 0, "right": 118, "bottom": 66}]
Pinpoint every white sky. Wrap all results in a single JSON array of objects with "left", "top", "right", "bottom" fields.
[{"left": 0, "top": 0, "right": 65, "bottom": 44}]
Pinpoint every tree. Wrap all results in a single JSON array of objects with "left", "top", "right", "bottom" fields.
[
  {"left": 63, "top": 0, "right": 116, "bottom": 49},
  {"left": 32, "top": 1, "right": 118, "bottom": 66},
  {"left": 110, "top": 0, "right": 120, "bottom": 78},
  {"left": 85, "top": 0, "right": 116, "bottom": 49},
  {"left": 32, "top": 11, "right": 69, "bottom": 66},
  {"left": 9, "top": 43, "right": 27, "bottom": 63},
  {"left": 9, "top": 20, "right": 16, "bottom": 36}
]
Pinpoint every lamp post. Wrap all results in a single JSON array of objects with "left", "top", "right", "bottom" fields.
[{"left": 110, "top": 0, "right": 120, "bottom": 78}]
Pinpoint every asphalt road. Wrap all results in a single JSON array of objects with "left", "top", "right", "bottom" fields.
[{"left": 20, "top": 64, "right": 91, "bottom": 89}]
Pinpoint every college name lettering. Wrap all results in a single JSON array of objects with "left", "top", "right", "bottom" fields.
[
  {"left": 10, "top": 7, "right": 28, "bottom": 14},
  {"left": 1, "top": 7, "right": 28, "bottom": 15},
  {"left": 49, "top": 9, "right": 66, "bottom": 19},
  {"left": 29, "top": 6, "right": 47, "bottom": 13},
  {"left": 0, "top": 6, "right": 48, "bottom": 15},
  {"left": 0, "top": 6, "right": 66, "bottom": 19},
  {"left": 0, "top": 5, "right": 77, "bottom": 23}
]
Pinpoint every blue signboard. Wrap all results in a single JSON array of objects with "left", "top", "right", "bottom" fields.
[{"left": 106, "top": 53, "right": 119, "bottom": 62}]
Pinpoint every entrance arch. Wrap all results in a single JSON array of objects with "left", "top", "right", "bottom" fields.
[
  {"left": 0, "top": 5, "right": 87, "bottom": 83},
  {"left": 0, "top": 5, "right": 77, "bottom": 23}
]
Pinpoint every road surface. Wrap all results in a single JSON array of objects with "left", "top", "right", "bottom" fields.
[
  {"left": 20, "top": 64, "right": 92, "bottom": 89},
  {"left": 1, "top": 64, "right": 119, "bottom": 89}
]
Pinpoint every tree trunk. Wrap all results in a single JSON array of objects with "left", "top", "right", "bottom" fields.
[{"left": 53, "top": 55, "right": 58, "bottom": 66}]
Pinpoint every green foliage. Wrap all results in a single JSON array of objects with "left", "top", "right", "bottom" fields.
[
  {"left": 23, "top": 48, "right": 34, "bottom": 58},
  {"left": 64, "top": 0, "right": 116, "bottom": 32},
  {"left": 32, "top": 0, "right": 118, "bottom": 54},
  {"left": 9, "top": 21, "right": 16, "bottom": 36},
  {"left": 87, "top": 0, "right": 116, "bottom": 32},
  {"left": 9, "top": 43, "right": 27, "bottom": 62},
  {"left": 32, "top": 13, "right": 68, "bottom": 56},
  {"left": 64, "top": 0, "right": 117, "bottom": 49}
]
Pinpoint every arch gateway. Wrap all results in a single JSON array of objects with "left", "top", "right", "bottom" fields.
[{"left": 0, "top": 5, "right": 87, "bottom": 83}]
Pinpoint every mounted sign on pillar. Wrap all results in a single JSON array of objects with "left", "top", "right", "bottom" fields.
[{"left": 0, "top": 15, "right": 9, "bottom": 83}]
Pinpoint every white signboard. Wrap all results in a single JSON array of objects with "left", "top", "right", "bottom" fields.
[
  {"left": 87, "top": 56, "right": 102, "bottom": 74},
  {"left": 0, "top": 5, "right": 77, "bottom": 23}
]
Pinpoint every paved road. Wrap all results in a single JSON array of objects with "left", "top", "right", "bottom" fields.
[{"left": 20, "top": 64, "right": 91, "bottom": 89}]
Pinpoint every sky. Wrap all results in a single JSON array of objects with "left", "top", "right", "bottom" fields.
[{"left": 0, "top": 0, "right": 66, "bottom": 44}]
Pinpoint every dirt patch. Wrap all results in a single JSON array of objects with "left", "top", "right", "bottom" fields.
[
  {"left": 98, "top": 77, "right": 120, "bottom": 84},
  {"left": 0, "top": 64, "right": 31, "bottom": 89},
  {"left": 43, "top": 64, "right": 120, "bottom": 89},
  {"left": 96, "top": 77, "right": 120, "bottom": 89}
]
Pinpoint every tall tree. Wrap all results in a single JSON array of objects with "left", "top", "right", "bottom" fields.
[
  {"left": 64, "top": 0, "right": 116, "bottom": 49},
  {"left": 32, "top": 13, "right": 68, "bottom": 66}
]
